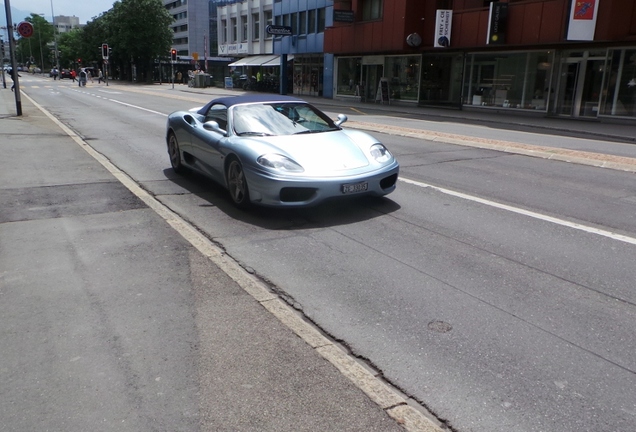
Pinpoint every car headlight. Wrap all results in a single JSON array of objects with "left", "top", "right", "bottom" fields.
[
  {"left": 370, "top": 143, "right": 392, "bottom": 163},
  {"left": 257, "top": 154, "right": 304, "bottom": 172}
]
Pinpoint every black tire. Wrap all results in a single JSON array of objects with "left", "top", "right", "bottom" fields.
[
  {"left": 226, "top": 159, "right": 251, "bottom": 209},
  {"left": 168, "top": 132, "right": 185, "bottom": 174}
]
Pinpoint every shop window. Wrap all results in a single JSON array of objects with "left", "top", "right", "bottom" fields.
[
  {"left": 361, "top": 0, "right": 382, "bottom": 21},
  {"left": 463, "top": 51, "right": 552, "bottom": 110},
  {"left": 336, "top": 57, "right": 362, "bottom": 97},
  {"left": 601, "top": 49, "right": 636, "bottom": 117},
  {"left": 385, "top": 56, "right": 420, "bottom": 101}
]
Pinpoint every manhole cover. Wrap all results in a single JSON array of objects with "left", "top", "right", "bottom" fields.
[{"left": 428, "top": 320, "right": 452, "bottom": 333}]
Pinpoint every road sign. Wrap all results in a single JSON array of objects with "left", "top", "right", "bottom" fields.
[
  {"left": 17, "top": 21, "right": 34, "bottom": 38},
  {"left": 266, "top": 25, "right": 293, "bottom": 36}
]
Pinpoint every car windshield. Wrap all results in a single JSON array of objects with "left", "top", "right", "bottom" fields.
[{"left": 232, "top": 102, "right": 339, "bottom": 137}]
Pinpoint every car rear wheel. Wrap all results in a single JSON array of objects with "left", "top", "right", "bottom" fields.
[
  {"left": 168, "top": 132, "right": 184, "bottom": 174},
  {"left": 226, "top": 159, "right": 250, "bottom": 208}
]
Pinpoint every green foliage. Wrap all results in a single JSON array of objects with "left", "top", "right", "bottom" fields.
[
  {"left": 16, "top": 0, "right": 174, "bottom": 81},
  {"left": 15, "top": 14, "right": 55, "bottom": 69}
]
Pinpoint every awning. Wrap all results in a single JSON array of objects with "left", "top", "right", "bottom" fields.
[
  {"left": 228, "top": 54, "right": 279, "bottom": 67},
  {"left": 262, "top": 54, "right": 294, "bottom": 67}
]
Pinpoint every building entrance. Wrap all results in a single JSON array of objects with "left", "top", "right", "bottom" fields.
[{"left": 555, "top": 51, "right": 606, "bottom": 117}]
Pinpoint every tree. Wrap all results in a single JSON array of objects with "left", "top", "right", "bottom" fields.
[
  {"left": 107, "top": 0, "right": 174, "bottom": 83},
  {"left": 15, "top": 14, "right": 55, "bottom": 70}
]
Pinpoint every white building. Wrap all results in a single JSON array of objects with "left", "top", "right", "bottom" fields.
[
  {"left": 53, "top": 15, "right": 80, "bottom": 33},
  {"left": 216, "top": 0, "right": 273, "bottom": 58}
]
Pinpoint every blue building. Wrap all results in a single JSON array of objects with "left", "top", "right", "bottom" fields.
[{"left": 273, "top": 0, "right": 333, "bottom": 97}]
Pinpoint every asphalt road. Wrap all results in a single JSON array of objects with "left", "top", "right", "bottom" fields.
[{"left": 18, "top": 76, "right": 636, "bottom": 432}]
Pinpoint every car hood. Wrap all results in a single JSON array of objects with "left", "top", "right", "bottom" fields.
[{"left": 242, "top": 129, "right": 377, "bottom": 173}]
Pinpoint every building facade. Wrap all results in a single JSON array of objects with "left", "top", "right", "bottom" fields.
[
  {"left": 273, "top": 0, "right": 333, "bottom": 97},
  {"left": 324, "top": 0, "right": 636, "bottom": 120},
  {"left": 53, "top": 15, "right": 80, "bottom": 33}
]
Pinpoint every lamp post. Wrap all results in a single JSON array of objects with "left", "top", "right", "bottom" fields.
[
  {"left": 38, "top": 14, "right": 45, "bottom": 72},
  {"left": 50, "top": 0, "right": 59, "bottom": 70}
]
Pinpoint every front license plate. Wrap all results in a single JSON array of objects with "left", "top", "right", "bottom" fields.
[{"left": 341, "top": 182, "right": 368, "bottom": 194}]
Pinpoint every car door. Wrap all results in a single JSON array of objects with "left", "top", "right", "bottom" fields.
[{"left": 189, "top": 103, "right": 227, "bottom": 184}]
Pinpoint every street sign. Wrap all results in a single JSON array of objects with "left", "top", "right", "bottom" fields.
[
  {"left": 266, "top": 25, "right": 293, "bottom": 36},
  {"left": 17, "top": 21, "right": 34, "bottom": 38}
]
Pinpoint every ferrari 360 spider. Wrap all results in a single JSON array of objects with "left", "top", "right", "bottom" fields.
[{"left": 166, "top": 94, "right": 399, "bottom": 208}]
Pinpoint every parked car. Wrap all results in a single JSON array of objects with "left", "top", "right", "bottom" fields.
[
  {"left": 59, "top": 69, "right": 72, "bottom": 79},
  {"left": 166, "top": 94, "right": 399, "bottom": 208}
]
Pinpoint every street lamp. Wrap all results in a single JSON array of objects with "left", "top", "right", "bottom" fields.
[
  {"left": 50, "top": 0, "right": 59, "bottom": 69},
  {"left": 38, "top": 14, "right": 45, "bottom": 72}
]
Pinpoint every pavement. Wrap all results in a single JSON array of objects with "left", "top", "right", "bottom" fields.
[{"left": 1, "top": 78, "right": 635, "bottom": 432}]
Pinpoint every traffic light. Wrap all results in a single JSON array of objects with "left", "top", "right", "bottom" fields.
[
  {"left": 102, "top": 43, "right": 109, "bottom": 59},
  {"left": 77, "top": 58, "right": 82, "bottom": 64},
  {"left": 170, "top": 48, "right": 177, "bottom": 62},
  {"left": 0, "top": 39, "right": 5, "bottom": 58}
]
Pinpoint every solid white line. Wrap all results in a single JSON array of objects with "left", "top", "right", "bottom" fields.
[{"left": 400, "top": 177, "right": 636, "bottom": 246}]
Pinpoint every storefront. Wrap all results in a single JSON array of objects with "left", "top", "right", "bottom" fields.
[
  {"left": 334, "top": 55, "right": 421, "bottom": 102},
  {"left": 292, "top": 54, "right": 324, "bottom": 97}
]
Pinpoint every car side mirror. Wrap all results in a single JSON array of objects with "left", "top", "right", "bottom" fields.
[
  {"left": 203, "top": 120, "right": 226, "bottom": 135},
  {"left": 334, "top": 114, "right": 348, "bottom": 127}
]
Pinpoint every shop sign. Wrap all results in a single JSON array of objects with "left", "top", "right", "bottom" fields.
[
  {"left": 487, "top": 2, "right": 508, "bottom": 45},
  {"left": 334, "top": 10, "right": 354, "bottom": 23},
  {"left": 266, "top": 25, "right": 293, "bottom": 36},
  {"left": 434, "top": 10, "right": 452, "bottom": 48}
]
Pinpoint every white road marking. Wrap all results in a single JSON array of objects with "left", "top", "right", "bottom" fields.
[
  {"left": 107, "top": 98, "right": 167, "bottom": 116},
  {"left": 400, "top": 177, "right": 636, "bottom": 245}
]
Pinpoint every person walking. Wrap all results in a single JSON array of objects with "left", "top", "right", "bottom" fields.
[
  {"left": 8, "top": 68, "right": 21, "bottom": 91},
  {"left": 97, "top": 69, "right": 104, "bottom": 84},
  {"left": 70, "top": 69, "right": 77, "bottom": 82}
]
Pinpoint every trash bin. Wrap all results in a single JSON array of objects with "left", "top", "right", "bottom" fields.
[
  {"left": 204, "top": 74, "right": 212, "bottom": 87},
  {"left": 194, "top": 74, "right": 206, "bottom": 88}
]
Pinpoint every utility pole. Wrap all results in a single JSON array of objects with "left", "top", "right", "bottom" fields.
[{"left": 4, "top": 0, "right": 22, "bottom": 115}]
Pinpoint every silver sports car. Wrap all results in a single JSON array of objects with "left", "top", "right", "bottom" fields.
[{"left": 166, "top": 94, "right": 399, "bottom": 208}]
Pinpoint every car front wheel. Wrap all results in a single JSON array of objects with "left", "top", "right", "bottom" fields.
[
  {"left": 168, "top": 132, "right": 184, "bottom": 174},
  {"left": 226, "top": 159, "right": 250, "bottom": 208}
]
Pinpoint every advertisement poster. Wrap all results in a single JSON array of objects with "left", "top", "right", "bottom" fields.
[
  {"left": 487, "top": 2, "right": 509, "bottom": 45},
  {"left": 567, "top": 0, "right": 600, "bottom": 40},
  {"left": 434, "top": 10, "right": 452, "bottom": 48}
]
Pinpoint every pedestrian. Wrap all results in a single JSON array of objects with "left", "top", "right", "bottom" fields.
[
  {"left": 176, "top": 71, "right": 182, "bottom": 84},
  {"left": 70, "top": 69, "right": 77, "bottom": 82},
  {"left": 86, "top": 69, "right": 93, "bottom": 83},
  {"left": 7, "top": 68, "right": 21, "bottom": 91},
  {"left": 97, "top": 68, "right": 104, "bottom": 83}
]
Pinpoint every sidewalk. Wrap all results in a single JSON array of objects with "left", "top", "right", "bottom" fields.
[{"left": 0, "top": 89, "right": 437, "bottom": 431}]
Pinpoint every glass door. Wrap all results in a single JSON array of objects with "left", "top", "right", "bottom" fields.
[{"left": 555, "top": 51, "right": 607, "bottom": 117}]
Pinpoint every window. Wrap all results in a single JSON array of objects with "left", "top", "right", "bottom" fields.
[
  {"left": 361, "top": 0, "right": 382, "bottom": 21},
  {"left": 336, "top": 57, "right": 362, "bottom": 96},
  {"left": 308, "top": 9, "right": 316, "bottom": 33},
  {"left": 242, "top": 15, "right": 248, "bottom": 41},
  {"left": 291, "top": 13, "right": 298, "bottom": 35},
  {"left": 253, "top": 13, "right": 260, "bottom": 40},
  {"left": 231, "top": 18, "right": 237, "bottom": 42},
  {"left": 299, "top": 11, "right": 307, "bottom": 35},
  {"left": 265, "top": 11, "right": 273, "bottom": 39},
  {"left": 318, "top": 8, "right": 326, "bottom": 32}
]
